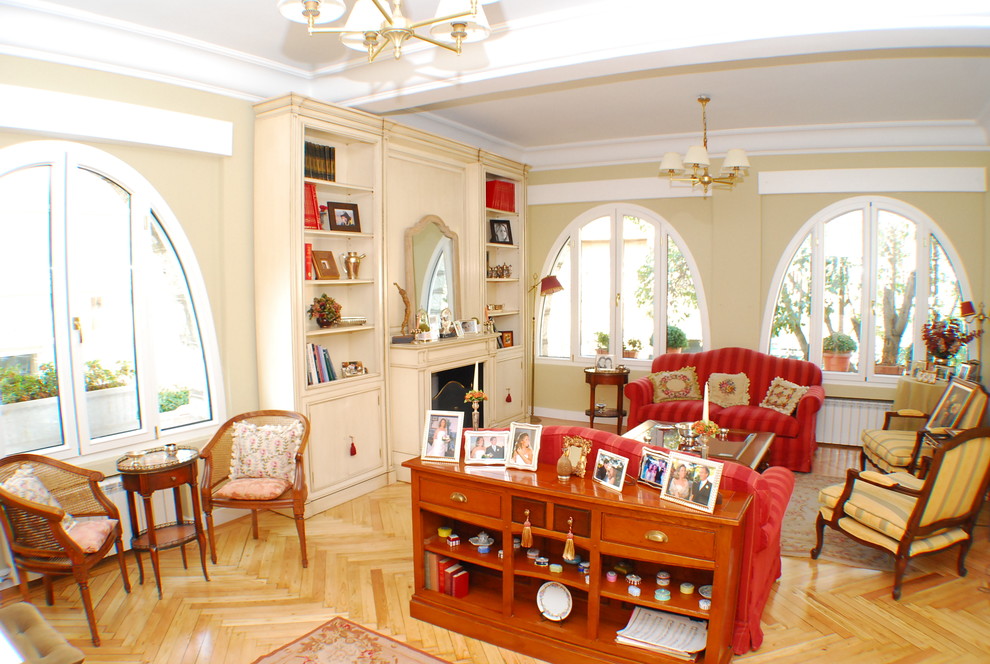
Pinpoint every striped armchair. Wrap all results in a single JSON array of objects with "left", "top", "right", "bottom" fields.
[{"left": 814, "top": 426, "right": 990, "bottom": 599}]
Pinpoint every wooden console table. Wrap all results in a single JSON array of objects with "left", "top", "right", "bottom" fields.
[{"left": 403, "top": 457, "right": 750, "bottom": 664}]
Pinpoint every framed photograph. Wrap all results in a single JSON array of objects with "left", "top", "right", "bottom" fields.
[
  {"left": 661, "top": 452, "right": 723, "bottom": 513},
  {"left": 956, "top": 363, "right": 972, "bottom": 381},
  {"left": 464, "top": 430, "right": 510, "bottom": 465},
  {"left": 327, "top": 201, "right": 361, "bottom": 232},
  {"left": 926, "top": 378, "right": 978, "bottom": 430},
  {"left": 311, "top": 250, "right": 340, "bottom": 280},
  {"left": 421, "top": 410, "right": 464, "bottom": 463},
  {"left": 637, "top": 448, "right": 671, "bottom": 489},
  {"left": 501, "top": 331, "right": 514, "bottom": 348},
  {"left": 461, "top": 319, "right": 479, "bottom": 334},
  {"left": 489, "top": 219, "right": 513, "bottom": 245},
  {"left": 935, "top": 364, "right": 954, "bottom": 382},
  {"left": 595, "top": 354, "right": 615, "bottom": 371},
  {"left": 592, "top": 449, "right": 629, "bottom": 492},
  {"left": 453, "top": 321, "right": 465, "bottom": 337},
  {"left": 910, "top": 360, "right": 927, "bottom": 379},
  {"left": 506, "top": 422, "right": 542, "bottom": 470},
  {"left": 561, "top": 435, "right": 593, "bottom": 478}
]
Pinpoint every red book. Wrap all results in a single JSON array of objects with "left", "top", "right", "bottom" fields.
[
  {"left": 486, "top": 180, "right": 515, "bottom": 212},
  {"left": 435, "top": 557, "right": 453, "bottom": 592},
  {"left": 304, "top": 243, "right": 313, "bottom": 280},
  {"left": 304, "top": 182, "right": 320, "bottom": 229},
  {"left": 450, "top": 569, "right": 469, "bottom": 598},
  {"left": 443, "top": 563, "right": 463, "bottom": 595}
]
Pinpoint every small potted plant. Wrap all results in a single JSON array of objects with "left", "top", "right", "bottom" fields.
[
  {"left": 623, "top": 339, "right": 642, "bottom": 359},
  {"left": 595, "top": 331, "right": 609, "bottom": 354},
  {"left": 666, "top": 325, "right": 687, "bottom": 354},
  {"left": 307, "top": 293, "right": 342, "bottom": 328},
  {"left": 822, "top": 332, "right": 857, "bottom": 372}
]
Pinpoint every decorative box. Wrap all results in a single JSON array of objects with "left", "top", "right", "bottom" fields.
[
  {"left": 627, "top": 585, "right": 641, "bottom": 597},
  {"left": 655, "top": 588, "right": 671, "bottom": 601},
  {"left": 447, "top": 535, "right": 460, "bottom": 547},
  {"left": 679, "top": 582, "right": 695, "bottom": 594},
  {"left": 606, "top": 571, "right": 618, "bottom": 582}
]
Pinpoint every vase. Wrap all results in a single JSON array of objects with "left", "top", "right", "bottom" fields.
[
  {"left": 697, "top": 435, "right": 711, "bottom": 460},
  {"left": 341, "top": 251, "right": 366, "bottom": 280},
  {"left": 471, "top": 401, "right": 480, "bottom": 430},
  {"left": 316, "top": 317, "right": 335, "bottom": 328},
  {"left": 556, "top": 452, "right": 573, "bottom": 480}
]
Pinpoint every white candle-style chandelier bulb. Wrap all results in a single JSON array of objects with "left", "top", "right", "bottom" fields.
[
  {"left": 281, "top": 0, "right": 490, "bottom": 63},
  {"left": 659, "top": 95, "right": 750, "bottom": 194}
]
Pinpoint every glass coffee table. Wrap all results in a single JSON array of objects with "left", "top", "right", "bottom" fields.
[{"left": 623, "top": 420, "right": 774, "bottom": 470}]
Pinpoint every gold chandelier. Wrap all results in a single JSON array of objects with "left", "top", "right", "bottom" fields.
[
  {"left": 278, "top": 0, "right": 491, "bottom": 62},
  {"left": 659, "top": 95, "right": 750, "bottom": 194}
]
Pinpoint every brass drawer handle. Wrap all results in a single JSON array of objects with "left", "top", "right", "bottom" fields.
[
  {"left": 450, "top": 492, "right": 467, "bottom": 503},
  {"left": 645, "top": 530, "right": 668, "bottom": 543}
]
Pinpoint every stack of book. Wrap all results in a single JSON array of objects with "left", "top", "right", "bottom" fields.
[
  {"left": 615, "top": 607, "right": 707, "bottom": 660},
  {"left": 304, "top": 141, "right": 335, "bottom": 181},
  {"left": 424, "top": 552, "right": 469, "bottom": 598},
  {"left": 305, "top": 342, "right": 337, "bottom": 386},
  {"left": 485, "top": 179, "right": 514, "bottom": 211}
]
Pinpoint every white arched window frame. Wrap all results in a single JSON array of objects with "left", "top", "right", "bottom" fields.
[
  {"left": 537, "top": 203, "right": 709, "bottom": 364},
  {"left": 760, "top": 195, "right": 972, "bottom": 383},
  {"left": 0, "top": 140, "right": 225, "bottom": 460}
]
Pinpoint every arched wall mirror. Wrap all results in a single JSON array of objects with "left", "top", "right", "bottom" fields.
[{"left": 405, "top": 215, "right": 460, "bottom": 321}]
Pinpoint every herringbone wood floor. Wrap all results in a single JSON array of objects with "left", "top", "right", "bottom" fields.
[{"left": 7, "top": 441, "right": 990, "bottom": 663}]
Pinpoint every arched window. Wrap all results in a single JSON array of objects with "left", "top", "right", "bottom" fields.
[
  {"left": 539, "top": 204, "right": 707, "bottom": 361},
  {"left": 0, "top": 141, "right": 223, "bottom": 457},
  {"left": 763, "top": 196, "right": 970, "bottom": 380}
]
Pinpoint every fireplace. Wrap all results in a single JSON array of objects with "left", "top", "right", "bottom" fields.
[{"left": 431, "top": 364, "right": 484, "bottom": 426}]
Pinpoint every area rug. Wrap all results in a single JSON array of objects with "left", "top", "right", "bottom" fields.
[
  {"left": 251, "top": 616, "right": 451, "bottom": 664},
  {"left": 780, "top": 472, "right": 893, "bottom": 571}
]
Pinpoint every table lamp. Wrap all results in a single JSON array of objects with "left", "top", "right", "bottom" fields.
[{"left": 529, "top": 274, "right": 564, "bottom": 423}]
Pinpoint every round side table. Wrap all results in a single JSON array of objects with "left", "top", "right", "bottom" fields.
[{"left": 583, "top": 367, "right": 630, "bottom": 433}]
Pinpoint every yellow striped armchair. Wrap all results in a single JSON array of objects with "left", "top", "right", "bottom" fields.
[{"left": 815, "top": 426, "right": 990, "bottom": 599}]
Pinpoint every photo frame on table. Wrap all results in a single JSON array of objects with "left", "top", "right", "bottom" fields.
[
  {"left": 637, "top": 448, "right": 671, "bottom": 490},
  {"left": 926, "top": 378, "right": 977, "bottom": 430},
  {"left": 956, "top": 363, "right": 973, "bottom": 381},
  {"left": 464, "top": 430, "right": 510, "bottom": 465},
  {"left": 592, "top": 449, "right": 629, "bottom": 492},
  {"left": 561, "top": 435, "right": 593, "bottom": 478},
  {"left": 661, "top": 452, "right": 723, "bottom": 513},
  {"left": 910, "top": 360, "right": 927, "bottom": 379},
  {"left": 421, "top": 410, "right": 464, "bottom": 463},
  {"left": 506, "top": 422, "right": 542, "bottom": 470},
  {"left": 327, "top": 201, "right": 361, "bottom": 232},
  {"left": 311, "top": 250, "right": 340, "bottom": 280},
  {"left": 595, "top": 354, "right": 615, "bottom": 371},
  {"left": 489, "top": 219, "right": 513, "bottom": 245}
]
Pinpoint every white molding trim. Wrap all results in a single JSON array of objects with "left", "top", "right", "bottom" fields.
[
  {"left": 0, "top": 84, "right": 234, "bottom": 155},
  {"left": 758, "top": 167, "right": 987, "bottom": 194}
]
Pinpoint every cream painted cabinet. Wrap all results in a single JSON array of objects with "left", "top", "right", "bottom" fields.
[{"left": 493, "top": 346, "right": 525, "bottom": 422}]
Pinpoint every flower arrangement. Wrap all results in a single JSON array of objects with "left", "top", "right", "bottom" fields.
[
  {"left": 464, "top": 390, "right": 488, "bottom": 403},
  {"left": 922, "top": 315, "right": 976, "bottom": 360},
  {"left": 692, "top": 420, "right": 719, "bottom": 437},
  {"left": 307, "top": 293, "right": 342, "bottom": 327}
]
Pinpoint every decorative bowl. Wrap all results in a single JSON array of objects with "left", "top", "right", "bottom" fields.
[{"left": 675, "top": 422, "right": 699, "bottom": 439}]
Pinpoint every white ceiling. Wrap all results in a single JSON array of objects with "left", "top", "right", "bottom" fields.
[{"left": 2, "top": 0, "right": 990, "bottom": 168}]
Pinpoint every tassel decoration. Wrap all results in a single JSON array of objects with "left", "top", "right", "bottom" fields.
[
  {"left": 505, "top": 388, "right": 512, "bottom": 403},
  {"left": 563, "top": 517, "right": 576, "bottom": 561},
  {"left": 349, "top": 436, "right": 357, "bottom": 456},
  {"left": 521, "top": 509, "right": 533, "bottom": 548}
]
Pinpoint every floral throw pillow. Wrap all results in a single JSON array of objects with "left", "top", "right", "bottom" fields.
[
  {"left": 708, "top": 372, "right": 750, "bottom": 408},
  {"left": 648, "top": 367, "right": 702, "bottom": 403},
  {"left": 230, "top": 420, "right": 304, "bottom": 483},
  {"left": 0, "top": 465, "right": 77, "bottom": 531},
  {"left": 759, "top": 376, "right": 808, "bottom": 416}
]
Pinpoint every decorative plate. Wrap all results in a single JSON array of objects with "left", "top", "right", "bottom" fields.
[
  {"left": 536, "top": 581, "right": 572, "bottom": 621},
  {"left": 698, "top": 584, "right": 713, "bottom": 599},
  {"left": 468, "top": 532, "right": 495, "bottom": 547}
]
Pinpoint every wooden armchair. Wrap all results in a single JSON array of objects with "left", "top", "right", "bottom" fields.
[
  {"left": 199, "top": 410, "right": 310, "bottom": 568},
  {"left": 861, "top": 378, "right": 987, "bottom": 474},
  {"left": 0, "top": 454, "right": 131, "bottom": 646},
  {"left": 816, "top": 426, "right": 990, "bottom": 599}
]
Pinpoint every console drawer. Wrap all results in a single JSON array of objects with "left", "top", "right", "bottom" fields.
[
  {"left": 419, "top": 477, "right": 501, "bottom": 519},
  {"left": 601, "top": 514, "right": 714, "bottom": 560}
]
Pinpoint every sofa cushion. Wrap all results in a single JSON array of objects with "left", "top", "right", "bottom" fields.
[
  {"left": 649, "top": 367, "right": 702, "bottom": 403},
  {"left": 708, "top": 372, "right": 750, "bottom": 408},
  {"left": 0, "top": 465, "right": 77, "bottom": 532},
  {"left": 759, "top": 376, "right": 808, "bottom": 415}
]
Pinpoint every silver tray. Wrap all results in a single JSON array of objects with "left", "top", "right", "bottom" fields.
[{"left": 338, "top": 317, "right": 367, "bottom": 326}]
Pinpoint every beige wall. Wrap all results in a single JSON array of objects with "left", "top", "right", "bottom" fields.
[
  {"left": 0, "top": 55, "right": 260, "bottom": 418},
  {"left": 529, "top": 152, "right": 990, "bottom": 417}
]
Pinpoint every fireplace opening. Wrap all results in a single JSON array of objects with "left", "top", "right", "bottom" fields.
[{"left": 431, "top": 364, "right": 484, "bottom": 426}]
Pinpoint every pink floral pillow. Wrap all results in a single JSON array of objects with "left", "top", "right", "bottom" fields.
[
  {"left": 0, "top": 465, "right": 77, "bottom": 531},
  {"left": 759, "top": 376, "right": 808, "bottom": 416},
  {"left": 648, "top": 367, "right": 702, "bottom": 403},
  {"left": 68, "top": 519, "right": 116, "bottom": 553},
  {"left": 230, "top": 421, "right": 304, "bottom": 483},
  {"left": 708, "top": 372, "right": 750, "bottom": 408},
  {"left": 215, "top": 477, "right": 291, "bottom": 501}
]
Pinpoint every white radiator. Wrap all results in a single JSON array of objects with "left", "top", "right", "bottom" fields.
[
  {"left": 101, "top": 476, "right": 180, "bottom": 549},
  {"left": 815, "top": 398, "right": 892, "bottom": 446}
]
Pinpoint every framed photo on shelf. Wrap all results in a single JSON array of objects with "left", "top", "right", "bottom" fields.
[
  {"left": 421, "top": 410, "right": 464, "bottom": 463},
  {"left": 464, "top": 430, "right": 510, "bottom": 465},
  {"left": 311, "top": 250, "right": 340, "bottom": 280},
  {"left": 501, "top": 331, "right": 514, "bottom": 348},
  {"left": 926, "top": 378, "right": 977, "bottom": 430},
  {"left": 489, "top": 219, "right": 513, "bottom": 245},
  {"left": 637, "top": 448, "right": 670, "bottom": 489},
  {"left": 592, "top": 449, "right": 629, "bottom": 492},
  {"left": 506, "top": 422, "right": 542, "bottom": 470},
  {"left": 327, "top": 202, "right": 361, "bottom": 232},
  {"left": 661, "top": 452, "right": 723, "bottom": 513}
]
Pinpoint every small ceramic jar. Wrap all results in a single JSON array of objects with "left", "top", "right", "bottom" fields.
[
  {"left": 606, "top": 571, "right": 618, "bottom": 582},
  {"left": 526, "top": 548, "right": 540, "bottom": 559},
  {"left": 679, "top": 582, "right": 695, "bottom": 594},
  {"left": 627, "top": 585, "right": 641, "bottom": 597},
  {"left": 656, "top": 570, "right": 671, "bottom": 586},
  {"left": 535, "top": 556, "right": 549, "bottom": 567},
  {"left": 625, "top": 574, "right": 641, "bottom": 586},
  {"left": 549, "top": 564, "right": 563, "bottom": 574},
  {"left": 579, "top": 562, "right": 591, "bottom": 575},
  {"left": 478, "top": 545, "right": 490, "bottom": 554},
  {"left": 699, "top": 598, "right": 712, "bottom": 610},
  {"left": 654, "top": 588, "right": 671, "bottom": 601},
  {"left": 438, "top": 526, "right": 453, "bottom": 538}
]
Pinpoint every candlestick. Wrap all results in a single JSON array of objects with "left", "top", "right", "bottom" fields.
[
  {"left": 473, "top": 362, "right": 479, "bottom": 391},
  {"left": 702, "top": 383, "right": 709, "bottom": 422}
]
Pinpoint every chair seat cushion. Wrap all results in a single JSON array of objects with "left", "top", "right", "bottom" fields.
[
  {"left": 67, "top": 518, "right": 116, "bottom": 553},
  {"left": 214, "top": 477, "right": 291, "bottom": 500},
  {"left": 0, "top": 465, "right": 77, "bottom": 532},
  {"left": 861, "top": 429, "right": 922, "bottom": 472},
  {"left": 230, "top": 420, "right": 304, "bottom": 482}
]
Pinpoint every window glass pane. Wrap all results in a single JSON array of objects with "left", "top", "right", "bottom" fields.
[
  {"left": 148, "top": 214, "right": 212, "bottom": 428},
  {"left": 579, "top": 216, "right": 611, "bottom": 356},
  {"left": 929, "top": 235, "right": 966, "bottom": 361},
  {"left": 621, "top": 216, "right": 653, "bottom": 360},
  {"left": 770, "top": 233, "right": 812, "bottom": 360},
  {"left": 667, "top": 236, "right": 703, "bottom": 353},
  {"left": 822, "top": 211, "right": 863, "bottom": 373},
  {"left": 0, "top": 166, "right": 64, "bottom": 454},
  {"left": 873, "top": 210, "right": 916, "bottom": 374},
  {"left": 70, "top": 168, "right": 140, "bottom": 439},
  {"left": 540, "top": 239, "right": 571, "bottom": 358}
]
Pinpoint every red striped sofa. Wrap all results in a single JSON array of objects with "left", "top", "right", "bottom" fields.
[
  {"left": 537, "top": 425, "right": 795, "bottom": 655},
  {"left": 623, "top": 347, "right": 825, "bottom": 472}
]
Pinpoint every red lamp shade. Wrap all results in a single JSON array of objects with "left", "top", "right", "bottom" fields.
[
  {"left": 539, "top": 275, "right": 564, "bottom": 297},
  {"left": 960, "top": 300, "right": 977, "bottom": 318}
]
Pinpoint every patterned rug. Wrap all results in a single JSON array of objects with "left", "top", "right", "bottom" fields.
[
  {"left": 780, "top": 472, "right": 894, "bottom": 571},
  {"left": 251, "top": 617, "right": 451, "bottom": 664}
]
